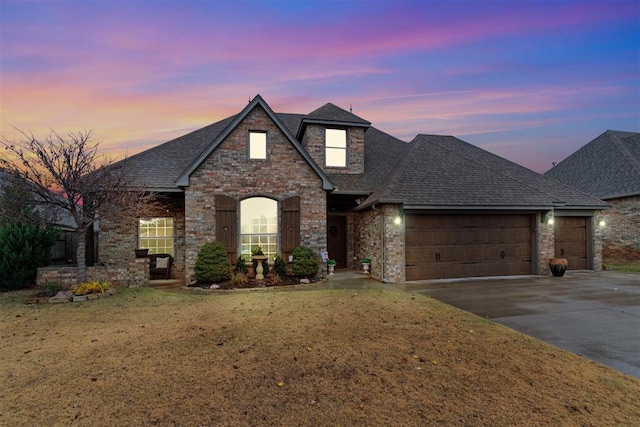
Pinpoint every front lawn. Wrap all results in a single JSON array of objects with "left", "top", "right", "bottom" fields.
[{"left": 1, "top": 287, "right": 638, "bottom": 426}]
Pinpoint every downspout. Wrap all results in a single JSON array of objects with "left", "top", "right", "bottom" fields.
[{"left": 371, "top": 204, "right": 386, "bottom": 282}]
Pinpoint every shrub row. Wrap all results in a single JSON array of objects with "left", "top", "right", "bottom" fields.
[{"left": 194, "top": 241, "right": 321, "bottom": 284}]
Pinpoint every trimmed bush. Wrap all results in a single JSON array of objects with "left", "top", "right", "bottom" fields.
[
  {"left": 291, "top": 246, "right": 320, "bottom": 278},
  {"left": 235, "top": 255, "right": 248, "bottom": 274},
  {"left": 194, "top": 241, "right": 232, "bottom": 283},
  {"left": 273, "top": 254, "right": 287, "bottom": 277},
  {"left": 0, "top": 223, "right": 59, "bottom": 291}
]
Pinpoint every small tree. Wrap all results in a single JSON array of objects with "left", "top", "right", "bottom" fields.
[
  {"left": 0, "top": 129, "right": 155, "bottom": 283},
  {"left": 0, "top": 223, "right": 59, "bottom": 291},
  {"left": 292, "top": 246, "right": 320, "bottom": 278},
  {"left": 194, "top": 241, "right": 232, "bottom": 283}
]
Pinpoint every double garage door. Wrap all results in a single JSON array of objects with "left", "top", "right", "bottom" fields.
[{"left": 405, "top": 214, "right": 533, "bottom": 281}]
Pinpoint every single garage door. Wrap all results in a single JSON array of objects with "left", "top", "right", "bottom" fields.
[
  {"left": 554, "top": 217, "right": 588, "bottom": 270},
  {"left": 406, "top": 214, "right": 532, "bottom": 280}
]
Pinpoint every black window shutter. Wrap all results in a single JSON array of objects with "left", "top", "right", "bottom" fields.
[{"left": 280, "top": 196, "right": 300, "bottom": 259}]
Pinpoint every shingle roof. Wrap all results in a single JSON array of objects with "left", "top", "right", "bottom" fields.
[
  {"left": 118, "top": 116, "right": 235, "bottom": 191},
  {"left": 305, "top": 103, "right": 371, "bottom": 125},
  {"left": 544, "top": 130, "right": 640, "bottom": 199},
  {"left": 327, "top": 127, "right": 408, "bottom": 194},
  {"left": 358, "top": 134, "right": 608, "bottom": 210},
  {"left": 114, "top": 97, "right": 608, "bottom": 212}
]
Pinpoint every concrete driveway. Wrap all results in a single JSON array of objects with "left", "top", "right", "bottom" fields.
[{"left": 401, "top": 270, "right": 640, "bottom": 379}]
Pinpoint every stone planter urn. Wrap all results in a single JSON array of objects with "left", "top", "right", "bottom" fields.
[
  {"left": 252, "top": 255, "right": 269, "bottom": 280},
  {"left": 549, "top": 258, "right": 568, "bottom": 277},
  {"left": 361, "top": 259, "right": 371, "bottom": 273},
  {"left": 327, "top": 260, "right": 336, "bottom": 276}
]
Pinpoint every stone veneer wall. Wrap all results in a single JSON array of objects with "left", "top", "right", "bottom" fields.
[
  {"left": 592, "top": 214, "right": 604, "bottom": 270},
  {"left": 37, "top": 258, "right": 149, "bottom": 288},
  {"left": 98, "top": 195, "right": 185, "bottom": 280},
  {"left": 354, "top": 204, "right": 404, "bottom": 283},
  {"left": 601, "top": 195, "right": 640, "bottom": 263},
  {"left": 184, "top": 105, "right": 327, "bottom": 282},
  {"left": 301, "top": 124, "right": 365, "bottom": 175},
  {"left": 537, "top": 212, "right": 555, "bottom": 276}
]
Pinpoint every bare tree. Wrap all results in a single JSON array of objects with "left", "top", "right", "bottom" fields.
[{"left": 0, "top": 129, "right": 155, "bottom": 283}]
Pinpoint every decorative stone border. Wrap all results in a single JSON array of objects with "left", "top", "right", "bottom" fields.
[{"left": 25, "top": 288, "right": 116, "bottom": 305}]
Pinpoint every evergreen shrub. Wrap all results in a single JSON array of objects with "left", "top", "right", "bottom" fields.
[
  {"left": 0, "top": 223, "right": 59, "bottom": 291},
  {"left": 194, "top": 241, "right": 232, "bottom": 283},
  {"left": 291, "top": 246, "right": 320, "bottom": 278}
]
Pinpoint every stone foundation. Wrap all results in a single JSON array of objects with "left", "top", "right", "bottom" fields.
[{"left": 37, "top": 258, "right": 150, "bottom": 289}]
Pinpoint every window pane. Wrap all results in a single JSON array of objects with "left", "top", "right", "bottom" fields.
[
  {"left": 326, "top": 129, "right": 346, "bottom": 148},
  {"left": 240, "top": 197, "right": 278, "bottom": 258},
  {"left": 326, "top": 129, "right": 346, "bottom": 167},
  {"left": 326, "top": 147, "right": 346, "bottom": 167},
  {"left": 138, "top": 218, "right": 174, "bottom": 256},
  {"left": 249, "top": 132, "right": 267, "bottom": 159}
]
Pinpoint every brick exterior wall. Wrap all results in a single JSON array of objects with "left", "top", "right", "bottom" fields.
[
  {"left": 37, "top": 258, "right": 149, "bottom": 288},
  {"left": 601, "top": 195, "right": 640, "bottom": 263},
  {"left": 97, "top": 194, "right": 185, "bottom": 280},
  {"left": 354, "top": 204, "right": 404, "bottom": 283},
  {"left": 301, "top": 124, "right": 365, "bottom": 175},
  {"left": 537, "top": 212, "right": 555, "bottom": 276},
  {"left": 592, "top": 214, "right": 604, "bottom": 270},
  {"left": 184, "top": 105, "right": 327, "bottom": 282}
]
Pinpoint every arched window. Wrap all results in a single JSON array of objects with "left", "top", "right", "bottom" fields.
[{"left": 240, "top": 197, "right": 277, "bottom": 258}]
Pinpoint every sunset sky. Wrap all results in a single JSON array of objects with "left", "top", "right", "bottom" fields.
[{"left": 1, "top": 0, "right": 638, "bottom": 173}]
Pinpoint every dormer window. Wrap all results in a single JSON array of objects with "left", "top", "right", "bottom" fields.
[
  {"left": 325, "top": 128, "right": 347, "bottom": 167},
  {"left": 249, "top": 131, "right": 267, "bottom": 159}
]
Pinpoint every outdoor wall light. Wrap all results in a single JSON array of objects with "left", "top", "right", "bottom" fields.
[
  {"left": 544, "top": 211, "right": 554, "bottom": 225},
  {"left": 599, "top": 220, "right": 606, "bottom": 227},
  {"left": 394, "top": 216, "right": 402, "bottom": 225},
  {"left": 547, "top": 218, "right": 554, "bottom": 225}
]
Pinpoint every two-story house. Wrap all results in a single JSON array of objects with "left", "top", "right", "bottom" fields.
[{"left": 94, "top": 95, "right": 608, "bottom": 284}]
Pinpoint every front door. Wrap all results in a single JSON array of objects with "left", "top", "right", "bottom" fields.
[{"left": 327, "top": 216, "right": 347, "bottom": 269}]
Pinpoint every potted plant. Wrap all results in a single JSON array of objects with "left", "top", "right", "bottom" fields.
[
  {"left": 361, "top": 258, "right": 371, "bottom": 273},
  {"left": 251, "top": 246, "right": 269, "bottom": 280},
  {"left": 549, "top": 258, "right": 568, "bottom": 277},
  {"left": 327, "top": 259, "right": 336, "bottom": 276},
  {"left": 135, "top": 248, "right": 149, "bottom": 258}
]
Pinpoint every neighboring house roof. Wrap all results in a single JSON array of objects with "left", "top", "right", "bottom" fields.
[
  {"left": 358, "top": 134, "right": 608, "bottom": 210},
  {"left": 0, "top": 168, "right": 77, "bottom": 229},
  {"left": 117, "top": 95, "right": 608, "bottom": 212},
  {"left": 544, "top": 130, "right": 640, "bottom": 199}
]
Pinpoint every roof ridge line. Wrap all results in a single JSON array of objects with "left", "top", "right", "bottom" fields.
[{"left": 608, "top": 131, "right": 640, "bottom": 175}]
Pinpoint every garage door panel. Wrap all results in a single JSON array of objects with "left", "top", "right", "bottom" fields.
[
  {"left": 406, "top": 214, "right": 532, "bottom": 280},
  {"left": 554, "top": 217, "right": 588, "bottom": 270}
]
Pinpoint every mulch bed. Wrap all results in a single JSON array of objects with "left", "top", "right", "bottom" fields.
[{"left": 189, "top": 274, "right": 319, "bottom": 290}]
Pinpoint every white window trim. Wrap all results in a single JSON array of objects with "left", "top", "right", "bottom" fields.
[
  {"left": 249, "top": 131, "right": 267, "bottom": 160},
  {"left": 325, "top": 128, "right": 347, "bottom": 167}
]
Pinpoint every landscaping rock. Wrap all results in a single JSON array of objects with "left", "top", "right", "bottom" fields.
[
  {"left": 49, "top": 291, "right": 73, "bottom": 303},
  {"left": 72, "top": 295, "right": 88, "bottom": 302}
]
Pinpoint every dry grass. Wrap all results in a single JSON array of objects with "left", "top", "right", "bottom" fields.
[{"left": 1, "top": 287, "right": 639, "bottom": 426}]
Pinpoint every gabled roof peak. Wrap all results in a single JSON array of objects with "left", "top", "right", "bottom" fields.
[
  {"left": 305, "top": 103, "right": 371, "bottom": 126},
  {"left": 175, "top": 94, "right": 334, "bottom": 190}
]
